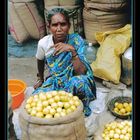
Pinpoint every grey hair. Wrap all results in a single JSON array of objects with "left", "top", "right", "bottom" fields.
[{"left": 46, "top": 8, "right": 70, "bottom": 25}]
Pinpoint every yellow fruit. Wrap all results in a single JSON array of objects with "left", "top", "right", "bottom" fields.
[
  {"left": 39, "top": 94, "right": 46, "bottom": 101},
  {"left": 113, "top": 107, "right": 119, "bottom": 113},
  {"left": 123, "top": 102, "right": 129, "bottom": 108},
  {"left": 57, "top": 102, "right": 63, "bottom": 107},
  {"left": 31, "top": 110, "right": 37, "bottom": 116},
  {"left": 46, "top": 106, "right": 52, "bottom": 110},
  {"left": 121, "top": 129, "right": 127, "bottom": 134},
  {"left": 27, "top": 108, "right": 32, "bottom": 114},
  {"left": 37, "top": 102, "right": 43, "bottom": 108},
  {"left": 70, "top": 105, "right": 76, "bottom": 111},
  {"left": 60, "top": 112, "right": 66, "bottom": 117},
  {"left": 119, "top": 134, "right": 124, "bottom": 139},
  {"left": 51, "top": 91, "right": 58, "bottom": 96},
  {"left": 63, "top": 96, "right": 69, "bottom": 102},
  {"left": 60, "top": 96, "right": 65, "bottom": 102},
  {"left": 115, "top": 128, "right": 121, "bottom": 134},
  {"left": 118, "top": 124, "right": 123, "bottom": 130},
  {"left": 45, "top": 114, "right": 53, "bottom": 118},
  {"left": 107, "top": 126, "right": 111, "bottom": 131},
  {"left": 34, "top": 94, "right": 39, "bottom": 99},
  {"left": 42, "top": 101, "right": 49, "bottom": 107},
  {"left": 48, "top": 98, "right": 55, "bottom": 104},
  {"left": 54, "top": 113, "right": 60, "bottom": 118},
  {"left": 64, "top": 102, "right": 70, "bottom": 109},
  {"left": 66, "top": 108, "right": 73, "bottom": 114},
  {"left": 74, "top": 100, "right": 80, "bottom": 107},
  {"left": 49, "top": 108, "right": 56, "bottom": 115},
  {"left": 114, "top": 102, "right": 119, "bottom": 107},
  {"left": 56, "top": 107, "right": 62, "bottom": 113},
  {"left": 129, "top": 103, "right": 132, "bottom": 108},
  {"left": 26, "top": 97, "right": 33, "bottom": 104},
  {"left": 51, "top": 102, "right": 58, "bottom": 109},
  {"left": 69, "top": 100, "right": 74, "bottom": 105},
  {"left": 33, "top": 98, "right": 39, "bottom": 102},
  {"left": 54, "top": 95, "right": 60, "bottom": 102},
  {"left": 68, "top": 93, "right": 73, "bottom": 97},
  {"left": 36, "top": 106, "right": 43, "bottom": 112},
  {"left": 25, "top": 104, "right": 31, "bottom": 109},
  {"left": 120, "top": 108, "right": 126, "bottom": 114},
  {"left": 113, "top": 133, "right": 119, "bottom": 139},
  {"left": 43, "top": 108, "right": 49, "bottom": 115},
  {"left": 73, "top": 96, "right": 79, "bottom": 101},
  {"left": 30, "top": 102, "right": 36, "bottom": 107},
  {"left": 36, "top": 112, "right": 44, "bottom": 118},
  {"left": 46, "top": 94, "right": 52, "bottom": 99},
  {"left": 117, "top": 103, "right": 123, "bottom": 110},
  {"left": 109, "top": 132, "right": 114, "bottom": 138},
  {"left": 102, "top": 133, "right": 106, "bottom": 138},
  {"left": 125, "top": 106, "right": 131, "bottom": 113}
]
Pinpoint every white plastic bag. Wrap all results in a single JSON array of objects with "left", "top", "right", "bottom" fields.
[
  {"left": 89, "top": 88, "right": 109, "bottom": 113},
  {"left": 124, "top": 47, "right": 132, "bottom": 60}
]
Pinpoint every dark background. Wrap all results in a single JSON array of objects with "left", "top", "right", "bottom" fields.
[{"left": 0, "top": 0, "right": 7, "bottom": 139}]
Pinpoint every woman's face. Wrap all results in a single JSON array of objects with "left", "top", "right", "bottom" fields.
[{"left": 48, "top": 13, "right": 70, "bottom": 43}]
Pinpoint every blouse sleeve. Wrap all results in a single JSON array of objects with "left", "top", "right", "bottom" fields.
[{"left": 36, "top": 41, "right": 45, "bottom": 60}]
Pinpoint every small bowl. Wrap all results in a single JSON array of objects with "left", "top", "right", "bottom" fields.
[
  {"left": 108, "top": 96, "right": 132, "bottom": 119},
  {"left": 8, "top": 79, "right": 27, "bottom": 109}
]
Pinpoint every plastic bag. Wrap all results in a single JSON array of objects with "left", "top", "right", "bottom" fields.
[
  {"left": 91, "top": 24, "right": 132, "bottom": 84},
  {"left": 124, "top": 47, "right": 132, "bottom": 60},
  {"left": 89, "top": 88, "right": 109, "bottom": 113}
]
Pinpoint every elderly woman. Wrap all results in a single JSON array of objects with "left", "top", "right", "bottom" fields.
[{"left": 33, "top": 8, "right": 96, "bottom": 116}]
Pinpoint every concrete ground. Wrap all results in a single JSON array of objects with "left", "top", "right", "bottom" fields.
[
  {"left": 8, "top": 57, "right": 106, "bottom": 88},
  {"left": 8, "top": 57, "right": 132, "bottom": 140}
]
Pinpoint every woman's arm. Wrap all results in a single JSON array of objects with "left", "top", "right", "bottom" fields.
[
  {"left": 71, "top": 50, "right": 87, "bottom": 75},
  {"left": 34, "top": 59, "right": 45, "bottom": 89},
  {"left": 37, "top": 59, "right": 45, "bottom": 81},
  {"left": 52, "top": 42, "right": 87, "bottom": 75}
]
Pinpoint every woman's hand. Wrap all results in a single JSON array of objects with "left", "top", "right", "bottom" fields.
[
  {"left": 52, "top": 42, "right": 76, "bottom": 56},
  {"left": 33, "top": 80, "right": 43, "bottom": 89}
]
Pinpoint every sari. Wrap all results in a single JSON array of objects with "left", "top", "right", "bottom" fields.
[{"left": 33, "top": 33, "right": 96, "bottom": 116}]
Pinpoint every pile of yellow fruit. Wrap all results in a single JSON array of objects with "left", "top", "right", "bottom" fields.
[
  {"left": 113, "top": 102, "right": 132, "bottom": 115},
  {"left": 102, "top": 120, "right": 132, "bottom": 140},
  {"left": 25, "top": 91, "right": 81, "bottom": 118}
]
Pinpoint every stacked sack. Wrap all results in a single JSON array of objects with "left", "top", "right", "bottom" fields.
[
  {"left": 83, "top": 0, "right": 129, "bottom": 44},
  {"left": 44, "top": 0, "right": 84, "bottom": 36},
  {"left": 8, "top": 0, "right": 46, "bottom": 43}
]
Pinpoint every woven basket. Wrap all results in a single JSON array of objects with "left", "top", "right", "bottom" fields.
[{"left": 108, "top": 96, "right": 132, "bottom": 119}]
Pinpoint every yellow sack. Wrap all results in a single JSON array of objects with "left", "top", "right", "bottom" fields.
[{"left": 91, "top": 24, "right": 132, "bottom": 84}]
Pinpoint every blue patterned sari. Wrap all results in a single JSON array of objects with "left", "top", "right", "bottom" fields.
[{"left": 33, "top": 33, "right": 96, "bottom": 116}]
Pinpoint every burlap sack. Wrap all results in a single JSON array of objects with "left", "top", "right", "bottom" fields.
[
  {"left": 84, "top": 1, "right": 127, "bottom": 11},
  {"left": 44, "top": 6, "right": 84, "bottom": 36},
  {"left": 83, "top": 8, "right": 127, "bottom": 44},
  {"left": 13, "top": 2, "right": 46, "bottom": 39},
  {"left": 9, "top": 1, "right": 46, "bottom": 43},
  {"left": 8, "top": 1, "right": 30, "bottom": 43},
  {"left": 44, "top": 0, "right": 59, "bottom": 8},
  {"left": 59, "top": 0, "right": 78, "bottom": 6},
  {"left": 19, "top": 100, "right": 86, "bottom": 140},
  {"left": 86, "top": 0, "right": 126, "bottom": 3},
  {"left": 9, "top": 0, "right": 34, "bottom": 2}
]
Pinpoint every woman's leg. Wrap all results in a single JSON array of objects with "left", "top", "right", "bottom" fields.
[{"left": 64, "top": 75, "right": 96, "bottom": 116}]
